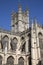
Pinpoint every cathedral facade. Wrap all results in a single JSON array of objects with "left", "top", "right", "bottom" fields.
[{"left": 0, "top": 5, "right": 43, "bottom": 65}]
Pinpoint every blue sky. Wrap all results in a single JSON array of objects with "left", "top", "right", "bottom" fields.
[{"left": 0, "top": 0, "right": 43, "bottom": 30}]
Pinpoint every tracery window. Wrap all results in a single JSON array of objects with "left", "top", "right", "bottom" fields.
[
  {"left": 39, "top": 38, "right": 43, "bottom": 49},
  {"left": 18, "top": 57, "right": 24, "bottom": 65},
  {"left": 6, "top": 56, "right": 14, "bottom": 65},
  {"left": 10, "top": 37, "right": 18, "bottom": 51},
  {"left": 0, "top": 55, "right": 2, "bottom": 65},
  {"left": 1, "top": 35, "right": 9, "bottom": 50}
]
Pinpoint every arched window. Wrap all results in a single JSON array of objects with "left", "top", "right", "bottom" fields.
[
  {"left": 18, "top": 57, "right": 24, "bottom": 65},
  {"left": 38, "top": 32, "right": 43, "bottom": 49},
  {"left": 38, "top": 32, "right": 43, "bottom": 65},
  {"left": 2, "top": 35, "right": 9, "bottom": 50},
  {"left": 6, "top": 56, "right": 14, "bottom": 65},
  {"left": 10, "top": 37, "right": 18, "bottom": 51},
  {"left": 0, "top": 55, "right": 2, "bottom": 65}
]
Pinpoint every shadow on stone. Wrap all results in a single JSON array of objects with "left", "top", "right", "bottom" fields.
[{"left": 37, "top": 60, "right": 41, "bottom": 65}]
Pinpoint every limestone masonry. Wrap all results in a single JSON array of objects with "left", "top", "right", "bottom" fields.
[{"left": 0, "top": 5, "right": 43, "bottom": 65}]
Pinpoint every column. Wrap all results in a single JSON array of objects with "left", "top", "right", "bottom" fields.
[
  {"left": 9, "top": 37, "right": 11, "bottom": 51},
  {"left": 4, "top": 42, "right": 7, "bottom": 64},
  {"left": 34, "top": 42, "right": 38, "bottom": 64},
  {"left": 0, "top": 38, "right": 1, "bottom": 49},
  {"left": 31, "top": 39, "right": 36, "bottom": 65},
  {"left": 35, "top": 21, "right": 41, "bottom": 62},
  {"left": 31, "top": 22, "right": 36, "bottom": 65},
  {"left": 0, "top": 41, "right": 1, "bottom": 51},
  {"left": 25, "top": 38, "right": 29, "bottom": 53}
]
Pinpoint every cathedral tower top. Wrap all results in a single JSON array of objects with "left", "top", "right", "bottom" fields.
[{"left": 11, "top": 4, "right": 29, "bottom": 33}]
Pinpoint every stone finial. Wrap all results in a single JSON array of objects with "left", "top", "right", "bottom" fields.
[
  {"left": 34, "top": 17, "right": 37, "bottom": 24},
  {"left": 18, "top": 4, "right": 22, "bottom": 12},
  {"left": 25, "top": 7, "right": 29, "bottom": 16},
  {"left": 18, "top": 3, "right": 21, "bottom": 8},
  {"left": 33, "top": 17, "right": 38, "bottom": 29}
]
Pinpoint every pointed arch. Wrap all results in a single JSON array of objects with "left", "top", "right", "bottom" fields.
[
  {"left": 13, "top": 37, "right": 18, "bottom": 41},
  {"left": 0, "top": 55, "right": 2, "bottom": 65},
  {"left": 38, "top": 32, "right": 43, "bottom": 49},
  {"left": 6, "top": 56, "right": 14, "bottom": 65},
  {"left": 38, "top": 32, "right": 42, "bottom": 38},
  {"left": 2, "top": 35, "right": 9, "bottom": 39},
  {"left": 10, "top": 37, "right": 18, "bottom": 51},
  {"left": 18, "top": 57, "right": 24, "bottom": 65},
  {"left": 38, "top": 32, "right": 43, "bottom": 65},
  {"left": 1, "top": 35, "right": 9, "bottom": 50}
]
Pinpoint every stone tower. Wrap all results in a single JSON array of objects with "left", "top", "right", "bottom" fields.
[{"left": 11, "top": 4, "right": 29, "bottom": 32}]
